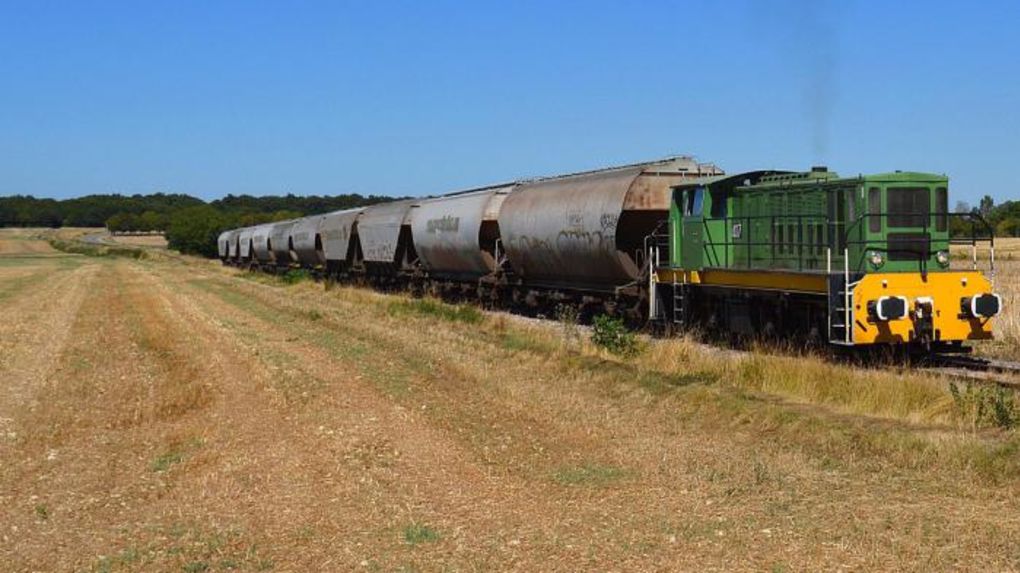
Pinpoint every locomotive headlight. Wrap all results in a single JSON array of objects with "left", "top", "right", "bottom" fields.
[
  {"left": 936, "top": 250, "right": 950, "bottom": 267},
  {"left": 869, "top": 296, "right": 909, "bottom": 321},
  {"left": 868, "top": 250, "right": 885, "bottom": 269},
  {"left": 962, "top": 294, "right": 1002, "bottom": 318}
]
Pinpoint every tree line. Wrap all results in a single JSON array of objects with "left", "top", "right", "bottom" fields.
[
  {"left": 952, "top": 195, "right": 1020, "bottom": 239},
  {"left": 0, "top": 192, "right": 402, "bottom": 257},
  {"left": 3, "top": 191, "right": 1018, "bottom": 258}
]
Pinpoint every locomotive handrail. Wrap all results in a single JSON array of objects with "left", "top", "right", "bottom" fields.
[
  {"left": 642, "top": 220, "right": 671, "bottom": 270},
  {"left": 691, "top": 211, "right": 995, "bottom": 276},
  {"left": 697, "top": 213, "right": 846, "bottom": 273},
  {"left": 843, "top": 211, "right": 995, "bottom": 275}
]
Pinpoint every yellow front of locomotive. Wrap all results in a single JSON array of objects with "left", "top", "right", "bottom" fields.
[{"left": 849, "top": 270, "right": 1000, "bottom": 345}]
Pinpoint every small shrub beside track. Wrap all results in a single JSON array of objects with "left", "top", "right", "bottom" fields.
[
  {"left": 950, "top": 381, "right": 1019, "bottom": 430},
  {"left": 591, "top": 314, "right": 641, "bottom": 357}
]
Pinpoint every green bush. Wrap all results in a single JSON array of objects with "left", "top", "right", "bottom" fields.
[
  {"left": 591, "top": 314, "right": 640, "bottom": 357},
  {"left": 48, "top": 239, "right": 145, "bottom": 259},
  {"left": 165, "top": 205, "right": 231, "bottom": 258}
]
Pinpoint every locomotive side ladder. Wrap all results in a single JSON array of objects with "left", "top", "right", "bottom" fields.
[
  {"left": 646, "top": 237, "right": 687, "bottom": 329},
  {"left": 827, "top": 247, "right": 858, "bottom": 345},
  {"left": 672, "top": 272, "right": 687, "bottom": 327}
]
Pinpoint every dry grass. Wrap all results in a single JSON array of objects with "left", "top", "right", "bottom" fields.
[
  {"left": 986, "top": 260, "right": 1020, "bottom": 359},
  {"left": 0, "top": 227, "right": 63, "bottom": 256},
  {"left": 952, "top": 238, "right": 1018, "bottom": 359},
  {"left": 111, "top": 233, "right": 168, "bottom": 248},
  {"left": 3, "top": 228, "right": 1020, "bottom": 571}
]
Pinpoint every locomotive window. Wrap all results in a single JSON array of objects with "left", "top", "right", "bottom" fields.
[
  {"left": 868, "top": 188, "right": 881, "bottom": 233},
  {"left": 936, "top": 187, "right": 948, "bottom": 232},
  {"left": 887, "top": 187, "right": 930, "bottom": 228},
  {"left": 684, "top": 187, "right": 705, "bottom": 217},
  {"left": 788, "top": 224, "right": 796, "bottom": 253},
  {"left": 816, "top": 223, "right": 824, "bottom": 254},
  {"left": 776, "top": 225, "right": 784, "bottom": 254},
  {"left": 691, "top": 188, "right": 704, "bottom": 216},
  {"left": 889, "top": 233, "right": 930, "bottom": 261},
  {"left": 709, "top": 188, "right": 728, "bottom": 218}
]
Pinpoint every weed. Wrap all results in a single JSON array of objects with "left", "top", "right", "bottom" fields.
[
  {"left": 150, "top": 438, "right": 203, "bottom": 472},
  {"left": 500, "top": 331, "right": 553, "bottom": 354},
  {"left": 280, "top": 269, "right": 311, "bottom": 284},
  {"left": 556, "top": 304, "right": 581, "bottom": 347},
  {"left": 553, "top": 464, "right": 628, "bottom": 486},
  {"left": 753, "top": 459, "right": 771, "bottom": 485},
  {"left": 403, "top": 523, "right": 440, "bottom": 546},
  {"left": 967, "top": 438, "right": 1020, "bottom": 483},
  {"left": 388, "top": 297, "right": 482, "bottom": 324},
  {"left": 635, "top": 370, "right": 715, "bottom": 395},
  {"left": 93, "top": 546, "right": 143, "bottom": 573},
  {"left": 950, "top": 381, "right": 1019, "bottom": 430},
  {"left": 34, "top": 504, "right": 48, "bottom": 519},
  {"left": 305, "top": 309, "right": 323, "bottom": 321},
  {"left": 119, "top": 547, "right": 140, "bottom": 563},
  {"left": 150, "top": 451, "right": 184, "bottom": 472},
  {"left": 184, "top": 561, "right": 210, "bottom": 572},
  {"left": 591, "top": 314, "right": 640, "bottom": 357}
]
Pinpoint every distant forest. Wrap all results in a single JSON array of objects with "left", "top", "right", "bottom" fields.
[
  {"left": 0, "top": 193, "right": 403, "bottom": 257},
  {"left": 1, "top": 191, "right": 1018, "bottom": 258},
  {"left": 953, "top": 196, "right": 1020, "bottom": 239}
]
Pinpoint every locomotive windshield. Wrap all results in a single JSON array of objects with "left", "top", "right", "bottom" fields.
[{"left": 887, "top": 187, "right": 930, "bottom": 227}]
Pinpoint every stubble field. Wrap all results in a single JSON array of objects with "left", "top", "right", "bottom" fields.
[{"left": 2, "top": 228, "right": 1020, "bottom": 572}]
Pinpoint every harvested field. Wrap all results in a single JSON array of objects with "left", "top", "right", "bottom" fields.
[
  {"left": 2, "top": 229, "right": 1020, "bottom": 571},
  {"left": 0, "top": 228, "right": 63, "bottom": 257}
]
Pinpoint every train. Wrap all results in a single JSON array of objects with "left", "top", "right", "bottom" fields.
[{"left": 217, "top": 157, "right": 1003, "bottom": 351}]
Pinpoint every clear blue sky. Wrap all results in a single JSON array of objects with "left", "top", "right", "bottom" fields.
[{"left": 1, "top": 0, "right": 1018, "bottom": 206}]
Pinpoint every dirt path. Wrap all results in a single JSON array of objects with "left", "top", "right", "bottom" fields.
[{"left": 2, "top": 231, "right": 1020, "bottom": 571}]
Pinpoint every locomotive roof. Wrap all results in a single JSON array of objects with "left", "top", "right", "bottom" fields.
[
  {"left": 861, "top": 171, "right": 947, "bottom": 183},
  {"left": 670, "top": 170, "right": 796, "bottom": 190},
  {"left": 721, "top": 169, "right": 947, "bottom": 192}
]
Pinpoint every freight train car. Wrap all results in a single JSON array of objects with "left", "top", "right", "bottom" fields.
[
  {"left": 268, "top": 220, "right": 298, "bottom": 269},
  {"left": 409, "top": 184, "right": 514, "bottom": 300},
  {"left": 288, "top": 214, "right": 326, "bottom": 269}
]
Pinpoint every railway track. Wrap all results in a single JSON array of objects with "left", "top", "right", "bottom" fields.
[{"left": 921, "top": 355, "right": 1020, "bottom": 389}]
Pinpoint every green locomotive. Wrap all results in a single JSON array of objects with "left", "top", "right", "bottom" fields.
[{"left": 652, "top": 168, "right": 1002, "bottom": 348}]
